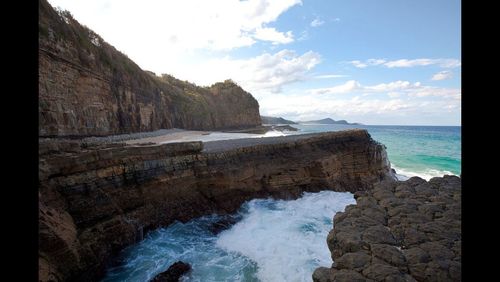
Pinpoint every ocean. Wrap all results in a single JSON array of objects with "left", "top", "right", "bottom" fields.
[
  {"left": 288, "top": 124, "right": 461, "bottom": 180},
  {"left": 102, "top": 124, "right": 461, "bottom": 282},
  {"left": 102, "top": 191, "right": 356, "bottom": 282}
]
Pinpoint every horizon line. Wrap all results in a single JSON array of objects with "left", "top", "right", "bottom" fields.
[{"left": 295, "top": 123, "right": 461, "bottom": 127}]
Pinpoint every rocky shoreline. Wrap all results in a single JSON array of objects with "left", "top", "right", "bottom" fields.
[
  {"left": 313, "top": 175, "right": 461, "bottom": 281},
  {"left": 40, "top": 124, "right": 299, "bottom": 147},
  {"left": 39, "top": 129, "right": 391, "bottom": 281}
]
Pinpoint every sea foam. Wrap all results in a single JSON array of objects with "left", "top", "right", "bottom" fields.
[
  {"left": 102, "top": 191, "right": 355, "bottom": 282},
  {"left": 216, "top": 191, "right": 355, "bottom": 282},
  {"left": 391, "top": 164, "right": 457, "bottom": 181}
]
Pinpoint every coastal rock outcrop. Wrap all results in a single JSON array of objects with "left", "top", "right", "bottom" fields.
[
  {"left": 313, "top": 175, "right": 461, "bottom": 282},
  {"left": 39, "top": 0, "right": 261, "bottom": 137},
  {"left": 151, "top": 261, "right": 191, "bottom": 282},
  {"left": 39, "top": 129, "right": 391, "bottom": 281}
]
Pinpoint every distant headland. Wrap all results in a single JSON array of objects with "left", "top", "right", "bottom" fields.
[{"left": 262, "top": 116, "right": 362, "bottom": 125}]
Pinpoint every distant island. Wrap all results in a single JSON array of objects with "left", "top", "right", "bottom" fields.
[
  {"left": 261, "top": 116, "right": 297, "bottom": 125},
  {"left": 262, "top": 116, "right": 361, "bottom": 125},
  {"left": 298, "top": 118, "right": 362, "bottom": 125}
]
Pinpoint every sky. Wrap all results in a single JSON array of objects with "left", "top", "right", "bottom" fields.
[{"left": 47, "top": 0, "right": 461, "bottom": 125}]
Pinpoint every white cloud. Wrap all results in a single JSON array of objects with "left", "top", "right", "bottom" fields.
[
  {"left": 366, "top": 59, "right": 386, "bottom": 66},
  {"left": 408, "top": 87, "right": 460, "bottom": 100},
  {"left": 365, "top": 81, "right": 413, "bottom": 92},
  {"left": 309, "top": 80, "right": 361, "bottom": 95},
  {"left": 165, "top": 49, "right": 321, "bottom": 94},
  {"left": 380, "top": 99, "right": 410, "bottom": 111},
  {"left": 259, "top": 94, "right": 413, "bottom": 120},
  {"left": 259, "top": 90, "right": 461, "bottom": 125},
  {"left": 309, "top": 80, "right": 415, "bottom": 95},
  {"left": 348, "top": 59, "right": 385, "bottom": 68},
  {"left": 384, "top": 58, "right": 461, "bottom": 68},
  {"left": 349, "top": 58, "right": 461, "bottom": 69},
  {"left": 310, "top": 18, "right": 324, "bottom": 27},
  {"left": 45, "top": 0, "right": 461, "bottom": 126},
  {"left": 307, "top": 80, "right": 461, "bottom": 101},
  {"left": 314, "top": 74, "right": 348, "bottom": 79},
  {"left": 47, "top": 0, "right": 302, "bottom": 73},
  {"left": 239, "top": 50, "right": 321, "bottom": 93},
  {"left": 254, "top": 27, "right": 294, "bottom": 44},
  {"left": 431, "top": 70, "right": 453, "bottom": 81},
  {"left": 349, "top": 60, "right": 368, "bottom": 68}
]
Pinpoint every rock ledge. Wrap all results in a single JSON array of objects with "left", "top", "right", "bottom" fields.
[{"left": 313, "top": 175, "right": 461, "bottom": 282}]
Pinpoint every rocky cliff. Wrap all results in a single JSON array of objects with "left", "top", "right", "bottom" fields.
[
  {"left": 313, "top": 175, "right": 461, "bottom": 282},
  {"left": 39, "top": 0, "right": 261, "bottom": 137},
  {"left": 39, "top": 129, "right": 391, "bottom": 281}
]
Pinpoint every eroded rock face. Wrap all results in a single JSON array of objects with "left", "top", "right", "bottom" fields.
[
  {"left": 39, "top": 0, "right": 261, "bottom": 137},
  {"left": 39, "top": 129, "right": 391, "bottom": 281},
  {"left": 313, "top": 175, "right": 461, "bottom": 282}
]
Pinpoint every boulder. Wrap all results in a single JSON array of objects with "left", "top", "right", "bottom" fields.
[{"left": 151, "top": 261, "right": 191, "bottom": 282}]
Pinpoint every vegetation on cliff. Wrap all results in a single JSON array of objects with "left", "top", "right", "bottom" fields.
[{"left": 39, "top": 0, "right": 261, "bottom": 137}]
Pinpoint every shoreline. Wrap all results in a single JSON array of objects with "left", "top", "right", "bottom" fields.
[
  {"left": 105, "top": 175, "right": 461, "bottom": 281},
  {"left": 40, "top": 125, "right": 299, "bottom": 146},
  {"left": 39, "top": 129, "right": 391, "bottom": 281},
  {"left": 39, "top": 127, "right": 459, "bottom": 182},
  {"left": 313, "top": 175, "right": 461, "bottom": 281},
  {"left": 104, "top": 190, "right": 354, "bottom": 281}
]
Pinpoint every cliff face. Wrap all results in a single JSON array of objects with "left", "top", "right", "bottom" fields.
[
  {"left": 39, "top": 0, "right": 261, "bottom": 137},
  {"left": 313, "top": 176, "right": 461, "bottom": 282},
  {"left": 38, "top": 129, "right": 391, "bottom": 281}
]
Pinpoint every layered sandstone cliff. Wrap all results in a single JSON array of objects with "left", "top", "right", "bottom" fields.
[
  {"left": 39, "top": 129, "right": 391, "bottom": 281},
  {"left": 39, "top": 0, "right": 261, "bottom": 137},
  {"left": 313, "top": 175, "right": 461, "bottom": 282}
]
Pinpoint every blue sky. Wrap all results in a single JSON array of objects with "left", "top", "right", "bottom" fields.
[{"left": 48, "top": 0, "right": 461, "bottom": 125}]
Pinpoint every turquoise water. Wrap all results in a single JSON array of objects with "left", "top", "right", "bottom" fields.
[
  {"left": 102, "top": 191, "right": 355, "bottom": 282},
  {"left": 290, "top": 124, "right": 461, "bottom": 180},
  {"left": 156, "top": 124, "right": 461, "bottom": 180},
  {"left": 101, "top": 124, "right": 461, "bottom": 281}
]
